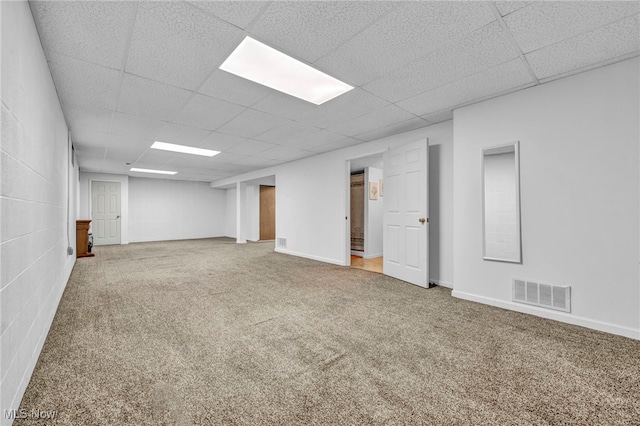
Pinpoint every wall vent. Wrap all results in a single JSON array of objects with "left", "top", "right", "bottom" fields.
[
  {"left": 513, "top": 279, "right": 570, "bottom": 313},
  {"left": 276, "top": 237, "right": 287, "bottom": 248}
]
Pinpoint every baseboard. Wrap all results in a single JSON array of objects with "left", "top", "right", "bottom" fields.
[
  {"left": 431, "top": 279, "right": 453, "bottom": 289},
  {"left": 451, "top": 290, "right": 640, "bottom": 340},
  {"left": 275, "top": 247, "right": 344, "bottom": 266},
  {"left": 363, "top": 252, "right": 383, "bottom": 259},
  {"left": 350, "top": 250, "right": 364, "bottom": 256}
]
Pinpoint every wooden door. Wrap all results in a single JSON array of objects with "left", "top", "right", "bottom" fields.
[
  {"left": 260, "top": 186, "right": 276, "bottom": 240},
  {"left": 383, "top": 139, "right": 429, "bottom": 287}
]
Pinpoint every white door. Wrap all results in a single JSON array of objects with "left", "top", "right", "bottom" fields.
[
  {"left": 91, "top": 181, "right": 121, "bottom": 246},
  {"left": 383, "top": 139, "right": 429, "bottom": 287}
]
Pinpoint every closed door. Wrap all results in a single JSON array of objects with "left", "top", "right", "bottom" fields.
[
  {"left": 383, "top": 139, "right": 429, "bottom": 287},
  {"left": 91, "top": 181, "right": 121, "bottom": 246},
  {"left": 260, "top": 185, "right": 275, "bottom": 240}
]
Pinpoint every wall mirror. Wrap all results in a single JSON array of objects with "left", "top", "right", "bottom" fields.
[{"left": 482, "top": 141, "right": 522, "bottom": 263}]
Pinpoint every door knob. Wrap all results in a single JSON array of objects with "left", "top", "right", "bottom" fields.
[{"left": 419, "top": 218, "right": 427, "bottom": 224}]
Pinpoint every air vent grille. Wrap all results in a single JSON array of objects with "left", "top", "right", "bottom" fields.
[
  {"left": 277, "top": 237, "right": 287, "bottom": 248},
  {"left": 513, "top": 278, "right": 570, "bottom": 313}
]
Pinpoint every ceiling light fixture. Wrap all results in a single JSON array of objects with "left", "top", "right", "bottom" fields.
[
  {"left": 130, "top": 167, "right": 177, "bottom": 175},
  {"left": 219, "top": 36, "right": 353, "bottom": 105},
  {"left": 151, "top": 141, "right": 220, "bottom": 157}
]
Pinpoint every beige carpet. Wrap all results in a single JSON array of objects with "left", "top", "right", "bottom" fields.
[{"left": 16, "top": 238, "right": 640, "bottom": 425}]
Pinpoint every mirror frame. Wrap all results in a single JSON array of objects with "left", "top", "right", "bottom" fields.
[{"left": 481, "top": 141, "right": 522, "bottom": 263}]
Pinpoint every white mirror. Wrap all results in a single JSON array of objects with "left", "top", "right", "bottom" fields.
[{"left": 482, "top": 141, "right": 521, "bottom": 263}]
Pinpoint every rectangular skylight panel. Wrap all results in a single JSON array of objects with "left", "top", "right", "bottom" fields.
[
  {"left": 151, "top": 141, "right": 220, "bottom": 157},
  {"left": 130, "top": 168, "right": 177, "bottom": 175},
  {"left": 219, "top": 37, "right": 353, "bottom": 105}
]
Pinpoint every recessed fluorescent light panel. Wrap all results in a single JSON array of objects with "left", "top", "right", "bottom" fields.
[
  {"left": 219, "top": 36, "right": 353, "bottom": 105},
  {"left": 151, "top": 141, "right": 220, "bottom": 157},
  {"left": 130, "top": 168, "right": 177, "bottom": 175}
]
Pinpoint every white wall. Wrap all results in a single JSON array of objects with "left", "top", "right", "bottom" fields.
[
  {"left": 225, "top": 176, "right": 276, "bottom": 241},
  {"left": 212, "top": 122, "right": 454, "bottom": 286},
  {"left": 365, "top": 167, "right": 383, "bottom": 258},
  {"left": 452, "top": 58, "right": 640, "bottom": 339},
  {"left": 79, "top": 172, "right": 129, "bottom": 244},
  {"left": 225, "top": 188, "right": 237, "bottom": 238},
  {"left": 0, "top": 2, "right": 78, "bottom": 423},
  {"left": 128, "top": 178, "right": 226, "bottom": 243}
]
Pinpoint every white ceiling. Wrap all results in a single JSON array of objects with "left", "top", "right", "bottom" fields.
[{"left": 29, "top": 1, "right": 640, "bottom": 182}]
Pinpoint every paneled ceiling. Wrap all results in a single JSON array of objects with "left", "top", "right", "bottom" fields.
[{"left": 30, "top": 1, "right": 639, "bottom": 182}]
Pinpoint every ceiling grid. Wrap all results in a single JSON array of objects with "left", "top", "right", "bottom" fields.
[{"left": 27, "top": 1, "right": 640, "bottom": 181}]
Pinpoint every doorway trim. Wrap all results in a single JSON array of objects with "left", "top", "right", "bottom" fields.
[{"left": 344, "top": 149, "right": 386, "bottom": 267}]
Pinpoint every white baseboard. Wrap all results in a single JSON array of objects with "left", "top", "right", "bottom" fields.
[
  {"left": 275, "top": 247, "right": 344, "bottom": 266},
  {"left": 431, "top": 279, "right": 453, "bottom": 289},
  {"left": 364, "top": 252, "right": 383, "bottom": 259},
  {"left": 350, "top": 250, "right": 364, "bottom": 256},
  {"left": 451, "top": 290, "right": 640, "bottom": 340}
]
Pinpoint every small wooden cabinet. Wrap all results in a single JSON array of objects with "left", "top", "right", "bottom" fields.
[{"left": 76, "top": 220, "right": 94, "bottom": 258}]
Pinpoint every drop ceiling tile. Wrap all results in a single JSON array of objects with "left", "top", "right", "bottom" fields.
[
  {"left": 309, "top": 136, "right": 364, "bottom": 154},
  {"left": 217, "top": 109, "right": 291, "bottom": 139},
  {"left": 230, "top": 155, "right": 278, "bottom": 167},
  {"left": 76, "top": 132, "right": 153, "bottom": 152},
  {"left": 250, "top": 91, "right": 318, "bottom": 121},
  {"left": 250, "top": 1, "right": 397, "bottom": 63},
  {"left": 505, "top": 2, "right": 640, "bottom": 53},
  {"left": 74, "top": 145, "right": 106, "bottom": 160},
  {"left": 197, "top": 132, "right": 248, "bottom": 152},
  {"left": 260, "top": 145, "right": 315, "bottom": 162},
  {"left": 48, "top": 53, "right": 120, "bottom": 110},
  {"left": 280, "top": 129, "right": 346, "bottom": 152},
  {"left": 254, "top": 122, "right": 320, "bottom": 145},
  {"left": 126, "top": 1, "right": 245, "bottom": 90},
  {"left": 110, "top": 112, "right": 165, "bottom": 140},
  {"left": 30, "top": 1, "right": 136, "bottom": 68},
  {"left": 328, "top": 104, "right": 416, "bottom": 137},
  {"left": 295, "top": 88, "right": 390, "bottom": 129},
  {"left": 208, "top": 152, "right": 248, "bottom": 165},
  {"left": 135, "top": 149, "right": 177, "bottom": 165},
  {"left": 422, "top": 110, "right": 454, "bottom": 124},
  {"left": 315, "top": 2, "right": 495, "bottom": 85},
  {"left": 64, "top": 105, "right": 114, "bottom": 141},
  {"left": 173, "top": 94, "right": 246, "bottom": 131},
  {"left": 355, "top": 117, "right": 431, "bottom": 143},
  {"left": 526, "top": 14, "right": 640, "bottom": 80},
  {"left": 397, "top": 59, "right": 534, "bottom": 116},
  {"left": 227, "top": 140, "right": 277, "bottom": 156},
  {"left": 198, "top": 70, "right": 271, "bottom": 107},
  {"left": 104, "top": 147, "right": 146, "bottom": 163},
  {"left": 186, "top": 1, "right": 266, "bottom": 29},
  {"left": 155, "top": 123, "right": 211, "bottom": 146},
  {"left": 494, "top": 1, "right": 533, "bottom": 17},
  {"left": 363, "top": 22, "right": 518, "bottom": 103},
  {"left": 117, "top": 74, "right": 193, "bottom": 121},
  {"left": 166, "top": 156, "right": 221, "bottom": 168}
]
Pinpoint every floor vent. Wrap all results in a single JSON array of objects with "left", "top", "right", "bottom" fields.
[
  {"left": 277, "top": 237, "right": 287, "bottom": 248},
  {"left": 513, "top": 279, "right": 570, "bottom": 313}
]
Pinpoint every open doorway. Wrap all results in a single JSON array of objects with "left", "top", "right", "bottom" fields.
[{"left": 348, "top": 153, "right": 384, "bottom": 274}]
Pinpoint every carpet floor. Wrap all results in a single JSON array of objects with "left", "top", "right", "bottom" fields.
[{"left": 16, "top": 238, "right": 640, "bottom": 425}]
